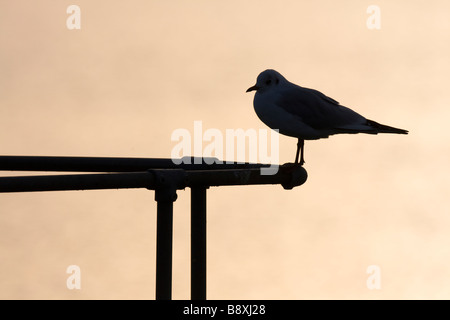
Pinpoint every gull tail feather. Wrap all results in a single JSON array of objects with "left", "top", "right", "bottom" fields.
[{"left": 366, "top": 119, "right": 409, "bottom": 134}]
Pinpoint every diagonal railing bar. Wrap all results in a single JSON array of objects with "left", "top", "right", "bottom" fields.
[{"left": 0, "top": 156, "right": 269, "bottom": 172}]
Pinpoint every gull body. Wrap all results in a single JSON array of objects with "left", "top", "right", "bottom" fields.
[{"left": 246, "top": 69, "right": 408, "bottom": 165}]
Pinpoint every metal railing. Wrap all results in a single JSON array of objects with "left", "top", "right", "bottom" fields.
[{"left": 0, "top": 155, "right": 307, "bottom": 300}]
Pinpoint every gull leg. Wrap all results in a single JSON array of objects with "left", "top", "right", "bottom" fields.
[
  {"left": 295, "top": 139, "right": 300, "bottom": 164},
  {"left": 294, "top": 139, "right": 305, "bottom": 165},
  {"left": 299, "top": 139, "right": 305, "bottom": 165}
]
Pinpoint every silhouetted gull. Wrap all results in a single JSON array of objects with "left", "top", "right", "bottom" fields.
[{"left": 247, "top": 69, "right": 408, "bottom": 165}]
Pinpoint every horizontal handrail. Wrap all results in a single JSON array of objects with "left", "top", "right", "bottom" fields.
[{"left": 0, "top": 166, "right": 307, "bottom": 193}]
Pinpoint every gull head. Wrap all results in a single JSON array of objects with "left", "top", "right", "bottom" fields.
[{"left": 246, "top": 69, "right": 287, "bottom": 93}]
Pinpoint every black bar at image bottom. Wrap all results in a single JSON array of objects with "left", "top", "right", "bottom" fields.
[{"left": 126, "top": 300, "right": 381, "bottom": 318}]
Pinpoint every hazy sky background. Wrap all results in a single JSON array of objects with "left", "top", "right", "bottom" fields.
[{"left": 0, "top": 1, "right": 449, "bottom": 299}]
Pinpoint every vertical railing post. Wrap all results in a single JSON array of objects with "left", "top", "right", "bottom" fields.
[
  {"left": 155, "top": 188, "right": 176, "bottom": 300},
  {"left": 191, "top": 187, "right": 207, "bottom": 300}
]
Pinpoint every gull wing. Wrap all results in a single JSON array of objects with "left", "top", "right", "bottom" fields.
[{"left": 276, "top": 85, "right": 375, "bottom": 133}]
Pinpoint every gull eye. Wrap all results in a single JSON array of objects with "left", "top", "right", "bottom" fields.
[{"left": 265, "top": 79, "right": 272, "bottom": 85}]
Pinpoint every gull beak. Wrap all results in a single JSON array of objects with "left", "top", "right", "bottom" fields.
[{"left": 246, "top": 85, "right": 260, "bottom": 93}]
